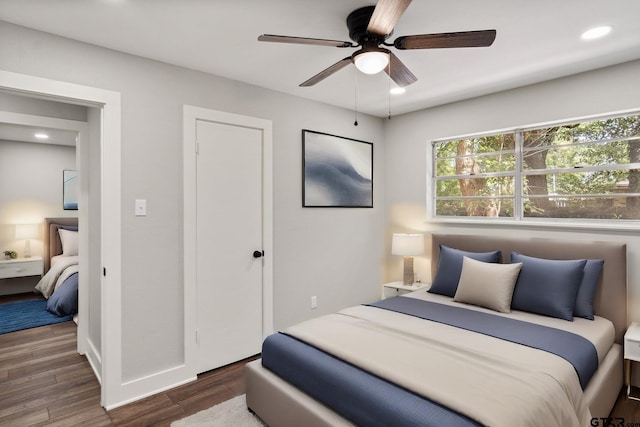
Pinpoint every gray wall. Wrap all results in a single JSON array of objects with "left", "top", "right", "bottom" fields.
[
  {"left": 384, "top": 59, "right": 640, "bottom": 320},
  {"left": 0, "top": 21, "right": 385, "bottom": 383}
]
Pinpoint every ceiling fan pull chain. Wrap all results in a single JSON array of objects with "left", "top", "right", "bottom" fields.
[
  {"left": 354, "top": 68, "right": 359, "bottom": 126},
  {"left": 388, "top": 64, "right": 392, "bottom": 120}
]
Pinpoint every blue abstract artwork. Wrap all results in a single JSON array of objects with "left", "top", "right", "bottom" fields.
[
  {"left": 303, "top": 130, "right": 373, "bottom": 207},
  {"left": 63, "top": 170, "right": 79, "bottom": 210}
]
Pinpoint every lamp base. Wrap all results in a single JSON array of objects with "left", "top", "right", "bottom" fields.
[
  {"left": 402, "top": 256, "right": 414, "bottom": 285},
  {"left": 24, "top": 239, "right": 31, "bottom": 258}
]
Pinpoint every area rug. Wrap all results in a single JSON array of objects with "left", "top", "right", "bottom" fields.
[
  {"left": 171, "top": 395, "right": 265, "bottom": 427},
  {"left": 0, "top": 299, "right": 73, "bottom": 334}
]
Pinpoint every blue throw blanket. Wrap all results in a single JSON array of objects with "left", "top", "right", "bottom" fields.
[
  {"left": 262, "top": 333, "right": 481, "bottom": 427},
  {"left": 367, "top": 297, "right": 598, "bottom": 389}
]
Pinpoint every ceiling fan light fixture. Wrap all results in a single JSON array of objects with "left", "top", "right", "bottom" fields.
[
  {"left": 353, "top": 50, "right": 389, "bottom": 75},
  {"left": 390, "top": 86, "right": 406, "bottom": 95}
]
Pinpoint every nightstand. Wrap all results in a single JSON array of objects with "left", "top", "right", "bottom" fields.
[
  {"left": 624, "top": 322, "right": 640, "bottom": 400},
  {"left": 381, "top": 281, "right": 430, "bottom": 299},
  {"left": 0, "top": 256, "right": 44, "bottom": 279}
]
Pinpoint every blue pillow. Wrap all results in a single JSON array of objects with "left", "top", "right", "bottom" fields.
[
  {"left": 46, "top": 272, "right": 79, "bottom": 317},
  {"left": 510, "top": 253, "right": 586, "bottom": 321},
  {"left": 429, "top": 245, "right": 501, "bottom": 297},
  {"left": 574, "top": 259, "right": 604, "bottom": 320}
]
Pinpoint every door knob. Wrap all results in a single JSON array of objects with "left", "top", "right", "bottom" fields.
[{"left": 253, "top": 250, "right": 264, "bottom": 258}]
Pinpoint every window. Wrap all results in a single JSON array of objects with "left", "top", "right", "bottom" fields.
[{"left": 432, "top": 113, "right": 640, "bottom": 221}]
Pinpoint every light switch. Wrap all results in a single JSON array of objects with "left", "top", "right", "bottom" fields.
[{"left": 135, "top": 199, "right": 147, "bottom": 216}]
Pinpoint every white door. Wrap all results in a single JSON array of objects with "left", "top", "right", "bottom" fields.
[{"left": 195, "top": 119, "right": 264, "bottom": 373}]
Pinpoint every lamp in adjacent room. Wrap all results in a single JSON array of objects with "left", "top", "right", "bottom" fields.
[
  {"left": 392, "top": 233, "right": 424, "bottom": 285},
  {"left": 15, "top": 224, "right": 39, "bottom": 258}
]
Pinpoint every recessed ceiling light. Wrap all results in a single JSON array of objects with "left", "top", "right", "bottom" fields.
[
  {"left": 390, "top": 87, "right": 406, "bottom": 95},
  {"left": 581, "top": 25, "right": 613, "bottom": 40},
  {"left": 34, "top": 133, "right": 49, "bottom": 139}
]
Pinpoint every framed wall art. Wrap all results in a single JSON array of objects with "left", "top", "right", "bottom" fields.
[
  {"left": 63, "top": 169, "right": 79, "bottom": 210},
  {"left": 302, "top": 129, "right": 373, "bottom": 208}
]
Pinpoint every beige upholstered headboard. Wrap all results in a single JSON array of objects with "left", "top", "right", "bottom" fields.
[
  {"left": 43, "top": 217, "right": 78, "bottom": 273},
  {"left": 431, "top": 234, "right": 628, "bottom": 344}
]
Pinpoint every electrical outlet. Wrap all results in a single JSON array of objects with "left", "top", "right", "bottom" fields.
[
  {"left": 311, "top": 296, "right": 318, "bottom": 309},
  {"left": 135, "top": 199, "right": 147, "bottom": 216}
]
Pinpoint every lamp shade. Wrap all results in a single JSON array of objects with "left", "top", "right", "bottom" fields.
[
  {"left": 15, "top": 224, "right": 39, "bottom": 240},
  {"left": 391, "top": 233, "right": 424, "bottom": 256}
]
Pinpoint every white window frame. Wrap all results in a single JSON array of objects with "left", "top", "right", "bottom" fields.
[{"left": 428, "top": 110, "right": 640, "bottom": 227}]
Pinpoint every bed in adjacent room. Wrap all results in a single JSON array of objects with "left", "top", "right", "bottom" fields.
[
  {"left": 34, "top": 217, "right": 79, "bottom": 317},
  {"left": 245, "top": 234, "right": 627, "bottom": 426}
]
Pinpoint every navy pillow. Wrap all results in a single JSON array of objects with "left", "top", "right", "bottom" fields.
[
  {"left": 510, "top": 253, "right": 586, "bottom": 321},
  {"left": 46, "top": 272, "right": 79, "bottom": 317},
  {"left": 429, "top": 245, "right": 501, "bottom": 297},
  {"left": 59, "top": 225, "right": 78, "bottom": 231},
  {"left": 574, "top": 259, "right": 604, "bottom": 320}
]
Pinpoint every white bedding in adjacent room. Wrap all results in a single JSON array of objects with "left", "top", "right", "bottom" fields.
[{"left": 35, "top": 255, "right": 79, "bottom": 298}]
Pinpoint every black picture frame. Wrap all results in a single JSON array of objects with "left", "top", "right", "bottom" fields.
[{"left": 302, "top": 129, "right": 373, "bottom": 208}]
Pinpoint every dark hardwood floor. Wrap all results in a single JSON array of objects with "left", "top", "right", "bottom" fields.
[
  {"left": 0, "top": 314, "right": 256, "bottom": 426},
  {"left": 2, "top": 291, "right": 640, "bottom": 426}
]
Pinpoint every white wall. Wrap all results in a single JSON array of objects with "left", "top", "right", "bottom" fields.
[
  {"left": 0, "top": 91, "right": 87, "bottom": 121},
  {"left": 384, "top": 59, "right": 640, "bottom": 321},
  {"left": 0, "top": 21, "right": 385, "bottom": 393},
  {"left": 0, "top": 139, "right": 76, "bottom": 256}
]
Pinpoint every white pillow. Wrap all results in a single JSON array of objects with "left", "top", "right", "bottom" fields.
[
  {"left": 453, "top": 256, "right": 522, "bottom": 313},
  {"left": 58, "top": 229, "right": 79, "bottom": 256}
]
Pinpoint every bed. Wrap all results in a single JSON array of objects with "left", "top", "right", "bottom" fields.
[
  {"left": 34, "top": 217, "right": 79, "bottom": 317},
  {"left": 245, "top": 234, "right": 627, "bottom": 426}
]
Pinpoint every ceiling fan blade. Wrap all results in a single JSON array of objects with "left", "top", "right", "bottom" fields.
[
  {"left": 300, "top": 57, "right": 352, "bottom": 87},
  {"left": 367, "top": 0, "right": 412, "bottom": 36},
  {"left": 385, "top": 52, "right": 417, "bottom": 87},
  {"left": 394, "top": 29, "right": 496, "bottom": 49},
  {"left": 258, "top": 34, "right": 353, "bottom": 48}
]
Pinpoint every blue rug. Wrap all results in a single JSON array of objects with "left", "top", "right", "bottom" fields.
[{"left": 0, "top": 299, "right": 73, "bottom": 334}]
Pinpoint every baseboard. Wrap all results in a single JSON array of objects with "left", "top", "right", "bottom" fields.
[
  {"left": 85, "top": 337, "right": 102, "bottom": 384},
  {"left": 104, "top": 364, "right": 196, "bottom": 411}
]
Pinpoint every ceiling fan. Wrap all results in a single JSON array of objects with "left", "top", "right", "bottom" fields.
[{"left": 258, "top": 0, "right": 496, "bottom": 88}]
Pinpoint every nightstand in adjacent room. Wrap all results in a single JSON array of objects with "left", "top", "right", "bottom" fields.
[
  {"left": 381, "top": 281, "right": 430, "bottom": 299},
  {"left": 624, "top": 322, "right": 640, "bottom": 400},
  {"left": 0, "top": 256, "right": 44, "bottom": 280}
]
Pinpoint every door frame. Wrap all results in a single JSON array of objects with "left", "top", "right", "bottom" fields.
[
  {"left": 0, "top": 70, "right": 122, "bottom": 409},
  {"left": 183, "top": 105, "right": 273, "bottom": 375}
]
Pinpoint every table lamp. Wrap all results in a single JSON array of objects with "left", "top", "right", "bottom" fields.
[
  {"left": 15, "top": 224, "right": 39, "bottom": 258},
  {"left": 392, "top": 233, "right": 424, "bottom": 285}
]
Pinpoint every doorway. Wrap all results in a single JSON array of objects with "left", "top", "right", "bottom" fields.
[
  {"left": 0, "top": 70, "right": 122, "bottom": 408},
  {"left": 183, "top": 106, "right": 273, "bottom": 375}
]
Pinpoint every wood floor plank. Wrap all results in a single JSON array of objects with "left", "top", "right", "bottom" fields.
[
  {"left": 0, "top": 407, "right": 49, "bottom": 427},
  {"left": 108, "top": 393, "right": 176, "bottom": 425},
  {"left": 7, "top": 350, "right": 83, "bottom": 379},
  {"left": 113, "top": 404, "right": 186, "bottom": 427},
  {"left": 0, "top": 373, "right": 57, "bottom": 402}
]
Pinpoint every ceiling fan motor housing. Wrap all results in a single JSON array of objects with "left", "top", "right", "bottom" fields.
[{"left": 347, "top": 6, "right": 392, "bottom": 44}]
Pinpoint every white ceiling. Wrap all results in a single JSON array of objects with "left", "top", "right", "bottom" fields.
[
  {"left": 0, "top": 123, "right": 77, "bottom": 146},
  {"left": 1, "top": 0, "right": 639, "bottom": 117}
]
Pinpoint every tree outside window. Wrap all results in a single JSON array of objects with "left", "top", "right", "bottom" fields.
[{"left": 433, "top": 114, "right": 640, "bottom": 220}]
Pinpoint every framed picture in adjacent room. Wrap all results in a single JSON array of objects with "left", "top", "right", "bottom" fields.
[
  {"left": 63, "top": 169, "right": 79, "bottom": 210},
  {"left": 302, "top": 129, "right": 373, "bottom": 208}
]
